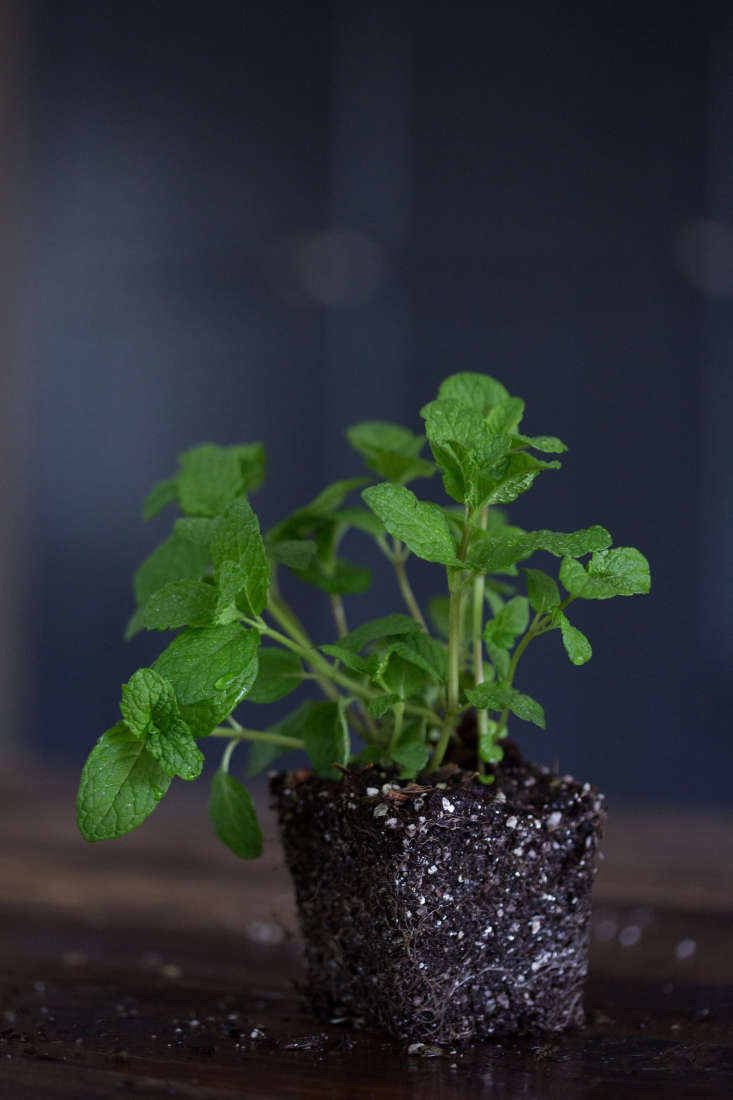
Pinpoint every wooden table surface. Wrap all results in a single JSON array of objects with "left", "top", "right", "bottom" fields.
[{"left": 1, "top": 768, "right": 732, "bottom": 1099}]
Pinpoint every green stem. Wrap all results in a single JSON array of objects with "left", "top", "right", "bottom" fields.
[
  {"left": 472, "top": 508, "right": 489, "bottom": 770},
  {"left": 265, "top": 598, "right": 340, "bottom": 702},
  {"left": 492, "top": 594, "right": 577, "bottom": 737},
  {"left": 268, "top": 592, "right": 312, "bottom": 649},
  {"left": 211, "top": 725, "right": 304, "bottom": 750},
  {"left": 429, "top": 509, "right": 472, "bottom": 771},
  {"left": 391, "top": 540, "right": 428, "bottom": 629},
  {"left": 329, "top": 594, "right": 349, "bottom": 638},
  {"left": 220, "top": 739, "right": 238, "bottom": 773},
  {"left": 388, "top": 701, "right": 405, "bottom": 755},
  {"left": 247, "top": 616, "right": 444, "bottom": 729},
  {"left": 493, "top": 612, "right": 550, "bottom": 737}
]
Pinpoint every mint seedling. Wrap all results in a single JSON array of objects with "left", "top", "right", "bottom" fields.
[{"left": 77, "top": 380, "right": 650, "bottom": 857}]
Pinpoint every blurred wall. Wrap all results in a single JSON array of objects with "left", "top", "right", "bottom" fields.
[
  {"left": 1, "top": 0, "right": 26, "bottom": 759},
  {"left": 24, "top": 1, "right": 733, "bottom": 805}
]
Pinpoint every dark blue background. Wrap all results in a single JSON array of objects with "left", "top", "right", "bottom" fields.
[{"left": 23, "top": 1, "right": 733, "bottom": 804}]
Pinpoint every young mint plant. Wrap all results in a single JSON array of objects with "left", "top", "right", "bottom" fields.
[{"left": 77, "top": 380, "right": 651, "bottom": 855}]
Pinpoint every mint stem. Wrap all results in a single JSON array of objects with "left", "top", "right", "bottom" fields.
[
  {"left": 220, "top": 739, "right": 238, "bottom": 773},
  {"left": 391, "top": 539, "right": 428, "bottom": 630},
  {"left": 266, "top": 595, "right": 340, "bottom": 702},
  {"left": 211, "top": 725, "right": 304, "bottom": 750},
  {"left": 472, "top": 507, "right": 489, "bottom": 771},
  {"left": 329, "top": 594, "right": 349, "bottom": 638},
  {"left": 248, "top": 616, "right": 444, "bottom": 730},
  {"left": 388, "top": 700, "right": 405, "bottom": 755},
  {"left": 492, "top": 594, "right": 578, "bottom": 736},
  {"left": 429, "top": 508, "right": 472, "bottom": 771}
]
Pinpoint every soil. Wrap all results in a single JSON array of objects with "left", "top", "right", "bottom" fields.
[{"left": 272, "top": 742, "right": 606, "bottom": 1044}]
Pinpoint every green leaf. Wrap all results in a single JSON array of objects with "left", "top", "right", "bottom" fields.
[
  {"left": 378, "top": 652, "right": 431, "bottom": 699},
  {"left": 178, "top": 444, "right": 244, "bottom": 517},
  {"left": 270, "top": 699, "right": 315, "bottom": 739},
  {"left": 143, "top": 580, "right": 219, "bottom": 630},
  {"left": 302, "top": 700, "right": 349, "bottom": 779},
  {"left": 293, "top": 557, "right": 371, "bottom": 595},
  {"left": 338, "top": 613, "right": 423, "bottom": 653},
  {"left": 558, "top": 557, "right": 590, "bottom": 596},
  {"left": 245, "top": 700, "right": 314, "bottom": 776},
  {"left": 420, "top": 398, "right": 512, "bottom": 504},
  {"left": 347, "top": 420, "right": 425, "bottom": 459},
  {"left": 154, "top": 624, "right": 259, "bottom": 736},
  {"left": 466, "top": 682, "right": 546, "bottom": 728},
  {"left": 147, "top": 717, "right": 204, "bottom": 781},
  {"left": 356, "top": 744, "right": 385, "bottom": 766},
  {"left": 77, "top": 722, "right": 172, "bottom": 842},
  {"left": 486, "top": 397, "right": 525, "bottom": 435},
  {"left": 390, "top": 632, "right": 447, "bottom": 683},
  {"left": 120, "top": 668, "right": 178, "bottom": 740},
  {"left": 123, "top": 606, "right": 146, "bottom": 642},
  {"left": 174, "top": 516, "right": 215, "bottom": 546},
  {"left": 232, "top": 442, "right": 266, "bottom": 493},
  {"left": 390, "top": 720, "right": 430, "bottom": 776},
  {"left": 305, "top": 477, "right": 370, "bottom": 518},
  {"left": 556, "top": 611, "right": 592, "bottom": 665},
  {"left": 371, "top": 454, "right": 434, "bottom": 484},
  {"left": 367, "top": 692, "right": 401, "bottom": 719},
  {"left": 523, "top": 568, "right": 561, "bottom": 614},
  {"left": 271, "top": 478, "right": 370, "bottom": 542},
  {"left": 119, "top": 669, "right": 204, "bottom": 781},
  {"left": 484, "top": 586, "right": 506, "bottom": 616},
  {"left": 484, "top": 596, "right": 529, "bottom": 649},
  {"left": 481, "top": 451, "right": 562, "bottom": 508},
  {"left": 428, "top": 596, "right": 450, "bottom": 639},
  {"left": 361, "top": 483, "right": 460, "bottom": 565},
  {"left": 587, "top": 547, "right": 651, "bottom": 594},
  {"left": 346, "top": 420, "right": 433, "bottom": 483},
  {"left": 478, "top": 730, "right": 504, "bottom": 765},
  {"left": 267, "top": 539, "right": 317, "bottom": 569},
  {"left": 212, "top": 562, "right": 249, "bottom": 624},
  {"left": 438, "top": 372, "right": 510, "bottom": 414},
  {"left": 209, "top": 770, "right": 263, "bottom": 859},
  {"left": 246, "top": 648, "right": 302, "bottom": 703},
  {"left": 177, "top": 443, "right": 263, "bottom": 517},
  {"left": 246, "top": 739, "right": 282, "bottom": 777},
  {"left": 468, "top": 525, "right": 612, "bottom": 574},
  {"left": 334, "top": 507, "right": 386, "bottom": 539},
  {"left": 485, "top": 641, "right": 510, "bottom": 680},
  {"left": 559, "top": 547, "right": 651, "bottom": 599},
  {"left": 142, "top": 476, "right": 179, "bottom": 520},
  {"left": 513, "top": 434, "right": 567, "bottom": 454},
  {"left": 133, "top": 534, "right": 210, "bottom": 608},
  {"left": 210, "top": 497, "right": 270, "bottom": 617},
  {"left": 320, "top": 645, "right": 376, "bottom": 675}
]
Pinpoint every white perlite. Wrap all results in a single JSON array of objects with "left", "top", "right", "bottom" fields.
[
  {"left": 441, "top": 796, "right": 455, "bottom": 813},
  {"left": 373, "top": 803, "right": 388, "bottom": 818},
  {"left": 366, "top": 787, "right": 379, "bottom": 797},
  {"left": 547, "top": 811, "right": 562, "bottom": 830},
  {"left": 506, "top": 816, "right": 518, "bottom": 829}
]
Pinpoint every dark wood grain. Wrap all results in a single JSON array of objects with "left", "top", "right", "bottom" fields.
[{"left": 1, "top": 769, "right": 731, "bottom": 1098}]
